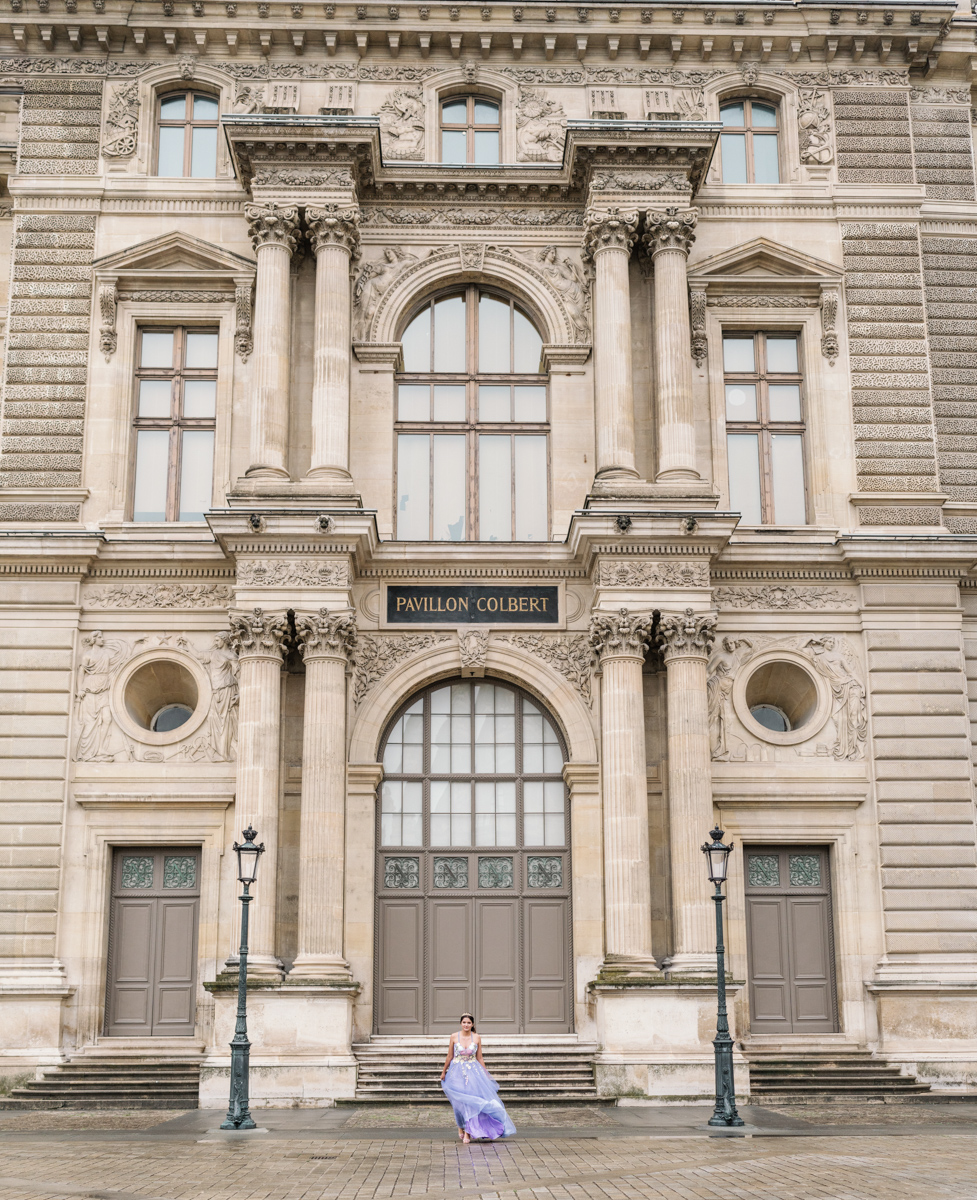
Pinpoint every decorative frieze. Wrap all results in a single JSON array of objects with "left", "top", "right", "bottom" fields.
[
  {"left": 360, "top": 207, "right": 583, "bottom": 227},
  {"left": 83, "top": 582, "right": 234, "bottom": 608},
  {"left": 353, "top": 632, "right": 452, "bottom": 707},
  {"left": 597, "top": 560, "right": 709, "bottom": 588},
  {"left": 251, "top": 168, "right": 354, "bottom": 188},
  {"left": 591, "top": 170, "right": 692, "bottom": 194},
  {"left": 494, "top": 631, "right": 594, "bottom": 703},
  {"left": 713, "top": 585, "right": 855, "bottom": 610},
  {"left": 237, "top": 559, "right": 349, "bottom": 587}
]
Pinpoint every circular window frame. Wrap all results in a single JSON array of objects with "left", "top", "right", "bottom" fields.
[
  {"left": 731, "top": 649, "right": 830, "bottom": 747},
  {"left": 111, "top": 648, "right": 212, "bottom": 747}
]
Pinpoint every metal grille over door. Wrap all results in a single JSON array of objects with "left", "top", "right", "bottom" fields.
[
  {"left": 375, "top": 679, "right": 571, "bottom": 1034},
  {"left": 105, "top": 847, "right": 201, "bottom": 1037}
]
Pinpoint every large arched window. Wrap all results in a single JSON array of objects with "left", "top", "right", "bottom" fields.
[
  {"left": 395, "top": 287, "right": 547, "bottom": 542},
  {"left": 718, "top": 98, "right": 780, "bottom": 184},
  {"left": 155, "top": 90, "right": 219, "bottom": 177},
  {"left": 440, "top": 96, "right": 501, "bottom": 164}
]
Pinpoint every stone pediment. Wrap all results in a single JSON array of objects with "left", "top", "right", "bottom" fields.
[
  {"left": 93, "top": 231, "right": 255, "bottom": 289},
  {"left": 688, "top": 237, "right": 843, "bottom": 283}
]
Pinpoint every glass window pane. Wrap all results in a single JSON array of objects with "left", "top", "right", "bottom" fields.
[
  {"left": 442, "top": 99, "right": 467, "bottom": 123},
  {"left": 138, "top": 379, "right": 172, "bottom": 418},
  {"left": 401, "top": 306, "right": 431, "bottom": 373},
  {"left": 514, "top": 436, "right": 547, "bottom": 542},
  {"left": 751, "top": 102, "right": 778, "bottom": 127},
  {"left": 720, "top": 132, "right": 747, "bottom": 182},
  {"left": 753, "top": 134, "right": 780, "bottom": 184},
  {"left": 727, "top": 433, "right": 762, "bottom": 525},
  {"left": 185, "top": 331, "right": 218, "bottom": 369},
  {"left": 513, "top": 308, "right": 543, "bottom": 373},
  {"left": 474, "top": 99, "right": 499, "bottom": 123},
  {"left": 514, "top": 386, "right": 546, "bottom": 422},
  {"left": 159, "top": 94, "right": 186, "bottom": 120},
  {"left": 133, "top": 430, "right": 170, "bottom": 522},
  {"left": 768, "top": 384, "right": 801, "bottom": 422},
  {"left": 479, "top": 385, "right": 510, "bottom": 422},
  {"left": 141, "top": 331, "right": 174, "bottom": 368},
  {"left": 434, "top": 295, "right": 466, "bottom": 373},
  {"left": 190, "top": 126, "right": 217, "bottom": 177},
  {"left": 771, "top": 434, "right": 806, "bottom": 525},
  {"left": 723, "top": 337, "right": 755, "bottom": 373},
  {"left": 766, "top": 337, "right": 798, "bottom": 374},
  {"left": 720, "top": 101, "right": 744, "bottom": 127},
  {"left": 432, "top": 435, "right": 466, "bottom": 542},
  {"left": 402, "top": 781, "right": 423, "bottom": 845},
  {"left": 478, "top": 294, "right": 510, "bottom": 373},
  {"left": 441, "top": 129, "right": 467, "bottom": 164},
  {"left": 183, "top": 379, "right": 216, "bottom": 418},
  {"left": 433, "top": 385, "right": 466, "bottom": 422},
  {"left": 397, "top": 433, "right": 430, "bottom": 539},
  {"left": 725, "top": 383, "right": 757, "bottom": 421},
  {"left": 398, "top": 384, "right": 430, "bottom": 421},
  {"left": 178, "top": 430, "right": 214, "bottom": 521},
  {"left": 193, "top": 93, "right": 219, "bottom": 120},
  {"left": 479, "top": 434, "right": 511, "bottom": 542},
  {"left": 156, "top": 125, "right": 185, "bottom": 176},
  {"left": 473, "top": 130, "right": 499, "bottom": 165}
]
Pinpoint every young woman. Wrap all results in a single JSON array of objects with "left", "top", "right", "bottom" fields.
[{"left": 440, "top": 1014, "right": 516, "bottom": 1143}]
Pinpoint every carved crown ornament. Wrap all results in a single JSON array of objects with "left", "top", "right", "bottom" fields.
[
  {"left": 245, "top": 202, "right": 302, "bottom": 254},
  {"left": 656, "top": 607, "right": 717, "bottom": 660},
  {"left": 92, "top": 231, "right": 256, "bottom": 362},
  {"left": 296, "top": 608, "right": 358, "bottom": 661},
  {"left": 582, "top": 207, "right": 639, "bottom": 258},
  {"left": 589, "top": 607, "right": 655, "bottom": 661},
  {"left": 228, "top": 607, "right": 291, "bottom": 660},
  {"left": 643, "top": 206, "right": 697, "bottom": 258},
  {"left": 307, "top": 204, "right": 362, "bottom": 258}
]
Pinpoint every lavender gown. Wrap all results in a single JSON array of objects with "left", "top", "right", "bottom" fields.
[{"left": 441, "top": 1039, "right": 516, "bottom": 1140}]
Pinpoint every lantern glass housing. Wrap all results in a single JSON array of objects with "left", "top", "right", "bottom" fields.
[
  {"left": 234, "top": 827, "right": 264, "bottom": 884},
  {"left": 702, "top": 827, "right": 733, "bottom": 883}
]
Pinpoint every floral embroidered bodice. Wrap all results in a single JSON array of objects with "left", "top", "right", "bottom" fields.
[{"left": 453, "top": 1039, "right": 477, "bottom": 1059}]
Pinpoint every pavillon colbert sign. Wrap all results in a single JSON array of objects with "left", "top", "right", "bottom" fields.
[{"left": 386, "top": 584, "right": 559, "bottom": 625}]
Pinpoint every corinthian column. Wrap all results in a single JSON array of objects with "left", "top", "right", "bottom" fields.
[
  {"left": 305, "top": 206, "right": 360, "bottom": 485},
  {"left": 228, "top": 607, "right": 290, "bottom": 978},
  {"left": 244, "top": 203, "right": 300, "bottom": 479},
  {"left": 289, "top": 609, "right": 357, "bottom": 981},
  {"left": 657, "top": 607, "right": 717, "bottom": 974},
  {"left": 583, "top": 208, "right": 640, "bottom": 481},
  {"left": 589, "top": 608, "right": 658, "bottom": 974},
  {"left": 643, "top": 207, "right": 702, "bottom": 484}
]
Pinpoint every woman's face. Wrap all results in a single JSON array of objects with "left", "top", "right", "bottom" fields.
[{"left": 461, "top": 1016, "right": 473, "bottom": 1033}]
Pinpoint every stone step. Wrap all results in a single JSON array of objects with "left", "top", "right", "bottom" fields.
[
  {"left": 746, "top": 1051, "right": 930, "bottom": 1102},
  {"left": 345, "top": 1092, "right": 602, "bottom": 1105},
  {"left": 0, "top": 1059, "right": 200, "bottom": 1110}
]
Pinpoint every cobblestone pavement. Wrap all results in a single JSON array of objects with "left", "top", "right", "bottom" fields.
[{"left": 0, "top": 1104, "right": 974, "bottom": 1200}]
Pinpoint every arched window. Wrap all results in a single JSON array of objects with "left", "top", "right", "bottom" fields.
[
  {"left": 396, "top": 287, "right": 547, "bottom": 542},
  {"left": 156, "top": 90, "right": 219, "bottom": 177},
  {"left": 718, "top": 98, "right": 780, "bottom": 184},
  {"left": 440, "top": 96, "right": 501, "bottom": 164}
]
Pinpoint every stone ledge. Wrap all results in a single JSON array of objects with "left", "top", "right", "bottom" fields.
[{"left": 205, "top": 976, "right": 360, "bottom": 995}]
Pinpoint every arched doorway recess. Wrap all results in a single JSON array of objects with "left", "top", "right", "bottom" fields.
[{"left": 374, "top": 677, "right": 572, "bottom": 1034}]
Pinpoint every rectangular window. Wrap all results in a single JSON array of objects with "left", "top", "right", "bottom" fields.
[
  {"left": 723, "top": 331, "right": 807, "bottom": 526},
  {"left": 131, "top": 326, "right": 218, "bottom": 522}
]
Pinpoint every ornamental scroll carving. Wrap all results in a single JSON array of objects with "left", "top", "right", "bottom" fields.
[
  {"left": 713, "top": 585, "right": 855, "bottom": 610},
  {"left": 245, "top": 203, "right": 301, "bottom": 255},
  {"left": 98, "top": 283, "right": 117, "bottom": 358},
  {"left": 656, "top": 607, "right": 717, "bottom": 659},
  {"left": 296, "top": 609, "right": 358, "bottom": 660},
  {"left": 235, "top": 283, "right": 253, "bottom": 360},
  {"left": 228, "top": 607, "right": 290, "bottom": 659},
  {"left": 378, "top": 88, "right": 425, "bottom": 159},
  {"left": 689, "top": 287, "right": 707, "bottom": 367},
  {"left": 237, "top": 559, "right": 349, "bottom": 587},
  {"left": 597, "top": 560, "right": 709, "bottom": 588},
  {"left": 353, "top": 632, "right": 452, "bottom": 707},
  {"left": 516, "top": 87, "right": 566, "bottom": 162},
  {"left": 589, "top": 608, "right": 655, "bottom": 660},
  {"left": 494, "top": 632, "right": 594, "bottom": 703},
  {"left": 583, "top": 207, "right": 639, "bottom": 258},
  {"left": 83, "top": 582, "right": 233, "bottom": 608},
  {"left": 820, "top": 289, "right": 839, "bottom": 364},
  {"left": 102, "top": 81, "right": 139, "bottom": 159},
  {"left": 459, "top": 627, "right": 489, "bottom": 674}
]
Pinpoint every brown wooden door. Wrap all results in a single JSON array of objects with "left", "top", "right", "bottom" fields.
[
  {"left": 105, "top": 848, "right": 200, "bottom": 1037},
  {"left": 744, "top": 845, "right": 837, "bottom": 1034},
  {"left": 375, "top": 680, "right": 572, "bottom": 1034}
]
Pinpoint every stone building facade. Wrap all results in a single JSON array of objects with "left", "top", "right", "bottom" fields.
[{"left": 1, "top": 0, "right": 976, "bottom": 1105}]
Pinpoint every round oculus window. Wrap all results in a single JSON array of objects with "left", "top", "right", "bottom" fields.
[
  {"left": 748, "top": 703, "right": 791, "bottom": 733},
  {"left": 151, "top": 703, "right": 194, "bottom": 733}
]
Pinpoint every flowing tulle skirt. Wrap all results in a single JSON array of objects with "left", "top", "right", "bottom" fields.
[{"left": 441, "top": 1059, "right": 516, "bottom": 1140}]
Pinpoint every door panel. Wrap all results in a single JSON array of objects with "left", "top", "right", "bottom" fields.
[
  {"left": 108, "top": 900, "right": 155, "bottom": 1033},
  {"left": 745, "top": 847, "right": 837, "bottom": 1035},
  {"left": 377, "top": 901, "right": 423, "bottom": 1032},
  {"left": 430, "top": 900, "right": 472, "bottom": 1031},
  {"left": 524, "top": 899, "right": 569, "bottom": 1030},
  {"left": 476, "top": 900, "right": 518, "bottom": 1031},
  {"left": 154, "top": 899, "right": 199, "bottom": 1034}
]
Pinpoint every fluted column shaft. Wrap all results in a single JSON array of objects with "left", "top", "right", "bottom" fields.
[
  {"left": 229, "top": 608, "right": 289, "bottom": 978},
  {"left": 584, "top": 209, "right": 639, "bottom": 481},
  {"left": 644, "top": 208, "right": 701, "bottom": 483},
  {"left": 290, "top": 610, "right": 357, "bottom": 979},
  {"left": 657, "top": 607, "right": 718, "bottom": 974},
  {"left": 245, "top": 204, "right": 299, "bottom": 479},
  {"left": 590, "top": 609, "right": 657, "bottom": 972},
  {"left": 307, "top": 206, "right": 360, "bottom": 483}
]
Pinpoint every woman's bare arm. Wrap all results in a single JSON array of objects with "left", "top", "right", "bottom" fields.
[
  {"left": 475, "top": 1034, "right": 490, "bottom": 1074},
  {"left": 440, "top": 1033, "right": 455, "bottom": 1079}
]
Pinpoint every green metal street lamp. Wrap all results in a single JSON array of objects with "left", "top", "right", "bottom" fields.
[
  {"left": 701, "top": 826, "right": 745, "bottom": 1129},
  {"left": 220, "top": 826, "right": 265, "bottom": 1132}
]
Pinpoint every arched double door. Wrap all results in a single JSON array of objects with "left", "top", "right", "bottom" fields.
[{"left": 374, "top": 678, "right": 572, "bottom": 1034}]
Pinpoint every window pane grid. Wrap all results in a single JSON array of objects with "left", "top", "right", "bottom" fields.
[
  {"left": 724, "top": 331, "right": 807, "bottom": 526},
  {"left": 719, "top": 98, "right": 780, "bottom": 184},
  {"left": 156, "top": 90, "right": 219, "bottom": 178},
  {"left": 440, "top": 95, "right": 501, "bottom": 164},
  {"left": 132, "top": 325, "right": 218, "bottom": 523}
]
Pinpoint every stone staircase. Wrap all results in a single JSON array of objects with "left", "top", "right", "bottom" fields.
[
  {"left": 746, "top": 1049, "right": 932, "bottom": 1104},
  {"left": 351, "top": 1037, "right": 601, "bottom": 1104},
  {"left": 0, "top": 1058, "right": 200, "bottom": 1110}
]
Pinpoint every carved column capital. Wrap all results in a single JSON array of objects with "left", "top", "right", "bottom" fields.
[
  {"left": 296, "top": 608, "right": 358, "bottom": 662},
  {"left": 307, "top": 204, "right": 361, "bottom": 259},
  {"left": 228, "top": 607, "right": 291, "bottom": 661},
  {"left": 589, "top": 607, "right": 655, "bottom": 662},
  {"left": 643, "top": 207, "right": 697, "bottom": 258},
  {"left": 245, "top": 202, "right": 301, "bottom": 255},
  {"left": 583, "top": 207, "right": 639, "bottom": 259},
  {"left": 656, "top": 607, "right": 716, "bottom": 662}
]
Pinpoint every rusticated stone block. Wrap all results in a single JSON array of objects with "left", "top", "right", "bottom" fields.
[
  {"left": 4, "top": 402, "right": 84, "bottom": 418},
  {"left": 858, "top": 507, "right": 943, "bottom": 526},
  {"left": 3, "top": 419, "right": 84, "bottom": 436},
  {"left": 12, "top": 264, "right": 92, "bottom": 283},
  {"left": 0, "top": 504, "right": 80, "bottom": 522},
  {"left": 17, "top": 160, "right": 99, "bottom": 176},
  {"left": 1, "top": 436, "right": 83, "bottom": 454},
  {"left": 5, "top": 368, "right": 88, "bottom": 384},
  {"left": 8, "top": 334, "right": 89, "bottom": 351},
  {"left": 0, "top": 452, "right": 82, "bottom": 471},
  {"left": 17, "top": 215, "right": 95, "bottom": 232}
]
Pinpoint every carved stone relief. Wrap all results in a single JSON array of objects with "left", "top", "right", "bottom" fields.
[
  {"left": 820, "top": 289, "right": 839, "bottom": 364},
  {"left": 524, "top": 245, "right": 590, "bottom": 341},
  {"left": 83, "top": 582, "right": 234, "bottom": 608},
  {"left": 353, "top": 245, "right": 426, "bottom": 340},
  {"left": 236, "top": 559, "right": 350, "bottom": 587},
  {"left": 798, "top": 89, "right": 834, "bottom": 166},
  {"left": 597, "top": 560, "right": 709, "bottom": 588},
  {"left": 378, "top": 88, "right": 426, "bottom": 160},
  {"left": 590, "top": 170, "right": 692, "bottom": 193},
  {"left": 713, "top": 585, "right": 855, "bottom": 610},
  {"left": 494, "top": 632, "right": 594, "bottom": 703},
  {"left": 102, "top": 81, "right": 139, "bottom": 159},
  {"left": 516, "top": 88, "right": 566, "bottom": 163},
  {"left": 353, "top": 632, "right": 452, "bottom": 707},
  {"left": 360, "top": 207, "right": 583, "bottom": 227},
  {"left": 458, "top": 627, "right": 489, "bottom": 674},
  {"left": 689, "top": 287, "right": 707, "bottom": 367}
]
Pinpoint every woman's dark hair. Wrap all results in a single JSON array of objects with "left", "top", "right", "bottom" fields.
[{"left": 460, "top": 1012, "right": 476, "bottom": 1032}]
